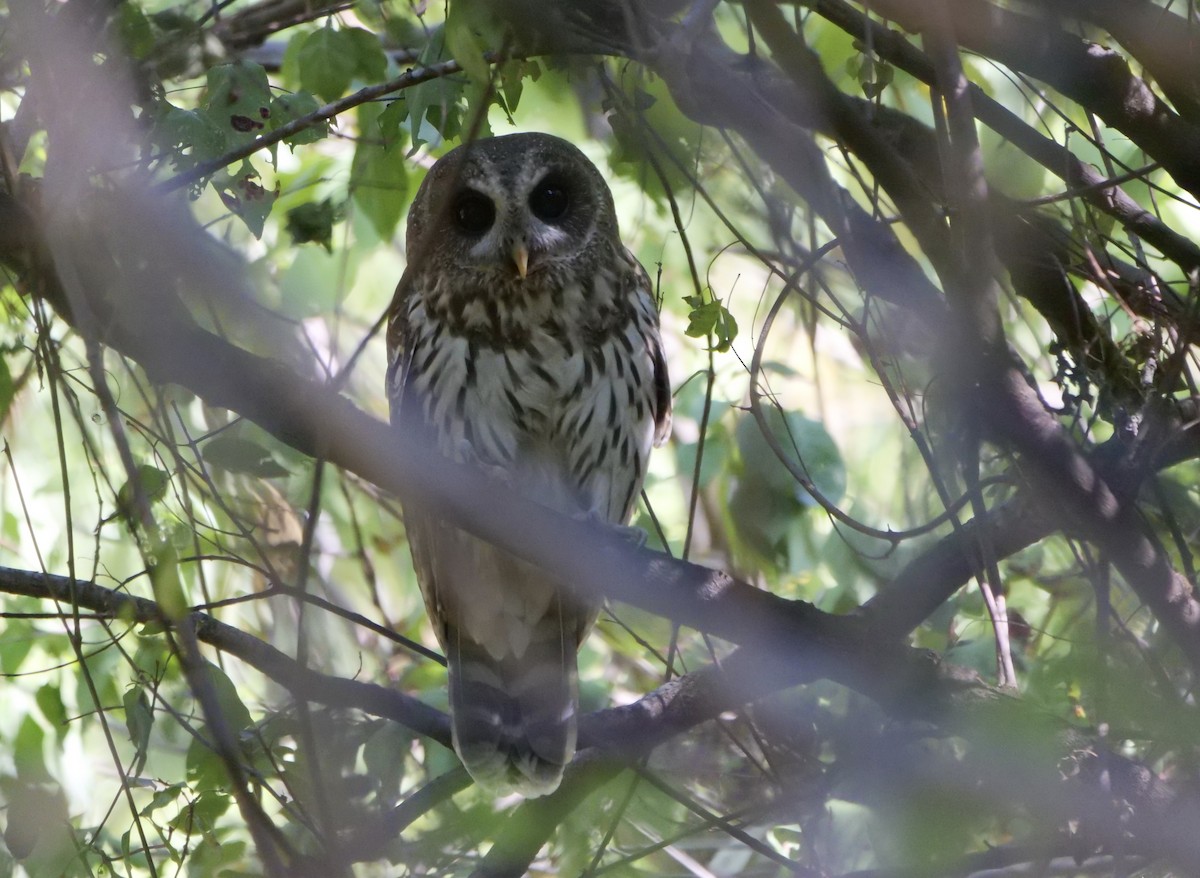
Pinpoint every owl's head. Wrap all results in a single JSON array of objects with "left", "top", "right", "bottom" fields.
[{"left": 404, "top": 133, "right": 619, "bottom": 283}]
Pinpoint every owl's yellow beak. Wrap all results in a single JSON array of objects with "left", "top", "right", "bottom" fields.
[{"left": 511, "top": 243, "right": 529, "bottom": 280}]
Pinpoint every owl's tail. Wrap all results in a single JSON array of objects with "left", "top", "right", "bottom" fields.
[{"left": 446, "top": 622, "right": 578, "bottom": 798}]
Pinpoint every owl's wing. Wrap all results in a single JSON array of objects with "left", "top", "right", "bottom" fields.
[
  {"left": 384, "top": 273, "right": 452, "bottom": 650},
  {"left": 384, "top": 276, "right": 417, "bottom": 425},
  {"left": 651, "top": 324, "right": 672, "bottom": 448},
  {"left": 624, "top": 257, "right": 672, "bottom": 451}
]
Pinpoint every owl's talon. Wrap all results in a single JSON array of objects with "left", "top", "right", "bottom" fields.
[
  {"left": 574, "top": 510, "right": 648, "bottom": 547},
  {"left": 477, "top": 459, "right": 511, "bottom": 484},
  {"left": 612, "top": 523, "right": 649, "bottom": 548},
  {"left": 455, "top": 439, "right": 510, "bottom": 484}
]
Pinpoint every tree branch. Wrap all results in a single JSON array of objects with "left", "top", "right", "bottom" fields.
[
  {"left": 807, "top": 0, "right": 1200, "bottom": 276},
  {"left": 865, "top": 0, "right": 1200, "bottom": 202},
  {"left": 159, "top": 56, "right": 472, "bottom": 193},
  {"left": 0, "top": 564, "right": 452, "bottom": 744},
  {"left": 597, "top": 0, "right": 1200, "bottom": 673},
  {"left": 10, "top": 561, "right": 1198, "bottom": 873}
]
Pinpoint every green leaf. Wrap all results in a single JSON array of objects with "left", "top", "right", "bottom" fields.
[
  {"left": 202, "top": 434, "right": 291, "bottom": 477},
  {"left": 203, "top": 61, "right": 274, "bottom": 149},
  {"left": 876, "top": 61, "right": 895, "bottom": 88},
  {"left": 298, "top": 26, "right": 357, "bottom": 103},
  {"left": 0, "top": 619, "right": 34, "bottom": 675},
  {"left": 286, "top": 198, "right": 339, "bottom": 251},
  {"left": 132, "top": 632, "right": 171, "bottom": 678},
  {"left": 376, "top": 98, "right": 408, "bottom": 150},
  {"left": 444, "top": 0, "right": 502, "bottom": 85},
  {"left": 281, "top": 28, "right": 306, "bottom": 86},
  {"left": 0, "top": 780, "right": 69, "bottom": 861},
  {"left": 111, "top": 464, "right": 171, "bottom": 524},
  {"left": 35, "top": 685, "right": 67, "bottom": 741},
  {"left": 728, "top": 478, "right": 803, "bottom": 567},
  {"left": 215, "top": 162, "right": 279, "bottom": 239},
  {"left": 149, "top": 537, "right": 188, "bottom": 621},
  {"left": 351, "top": 102, "right": 409, "bottom": 241},
  {"left": 860, "top": 58, "right": 894, "bottom": 99},
  {"left": 170, "top": 787, "right": 231, "bottom": 830},
  {"left": 153, "top": 103, "right": 227, "bottom": 170},
  {"left": 116, "top": 3, "right": 155, "bottom": 59},
  {"left": 363, "top": 722, "right": 409, "bottom": 801},
  {"left": 498, "top": 58, "right": 539, "bottom": 117},
  {"left": 270, "top": 91, "right": 327, "bottom": 146},
  {"left": 123, "top": 687, "right": 155, "bottom": 775},
  {"left": 606, "top": 72, "right": 704, "bottom": 199},
  {"left": 185, "top": 666, "right": 253, "bottom": 787},
  {"left": 735, "top": 408, "right": 846, "bottom": 508},
  {"left": 186, "top": 734, "right": 225, "bottom": 789},
  {"left": 405, "top": 27, "right": 463, "bottom": 152},
  {"left": 191, "top": 789, "right": 234, "bottom": 827},
  {"left": 198, "top": 660, "right": 253, "bottom": 734},
  {"left": 0, "top": 356, "right": 15, "bottom": 422},
  {"left": 344, "top": 26, "right": 387, "bottom": 83},
  {"left": 3, "top": 507, "right": 19, "bottom": 545},
  {"left": 684, "top": 294, "right": 738, "bottom": 352},
  {"left": 141, "top": 782, "right": 186, "bottom": 818},
  {"left": 189, "top": 835, "right": 246, "bottom": 873},
  {"left": 671, "top": 400, "right": 732, "bottom": 491},
  {"left": 146, "top": 9, "right": 205, "bottom": 80},
  {"left": 14, "top": 715, "right": 49, "bottom": 781}
]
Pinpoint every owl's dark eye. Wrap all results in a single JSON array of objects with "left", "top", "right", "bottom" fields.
[
  {"left": 529, "top": 175, "right": 570, "bottom": 223},
  {"left": 453, "top": 191, "right": 495, "bottom": 234}
]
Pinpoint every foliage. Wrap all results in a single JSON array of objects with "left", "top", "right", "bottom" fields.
[{"left": 3, "top": 0, "right": 1200, "bottom": 875}]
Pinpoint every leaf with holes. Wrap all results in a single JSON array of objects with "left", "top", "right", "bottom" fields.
[
  {"left": 215, "top": 162, "right": 279, "bottom": 239},
  {"left": 203, "top": 61, "right": 273, "bottom": 150}
]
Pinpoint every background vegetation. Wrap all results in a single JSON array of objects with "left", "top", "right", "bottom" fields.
[{"left": 3, "top": 0, "right": 1200, "bottom": 875}]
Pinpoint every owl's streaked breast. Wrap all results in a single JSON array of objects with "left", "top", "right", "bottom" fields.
[{"left": 399, "top": 264, "right": 660, "bottom": 522}]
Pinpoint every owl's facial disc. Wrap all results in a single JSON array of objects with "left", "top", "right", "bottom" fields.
[{"left": 444, "top": 162, "right": 589, "bottom": 282}]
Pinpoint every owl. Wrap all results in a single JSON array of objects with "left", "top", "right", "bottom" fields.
[{"left": 385, "top": 133, "right": 672, "bottom": 797}]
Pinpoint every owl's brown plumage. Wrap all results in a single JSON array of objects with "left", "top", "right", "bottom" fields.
[{"left": 386, "top": 133, "right": 670, "bottom": 796}]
